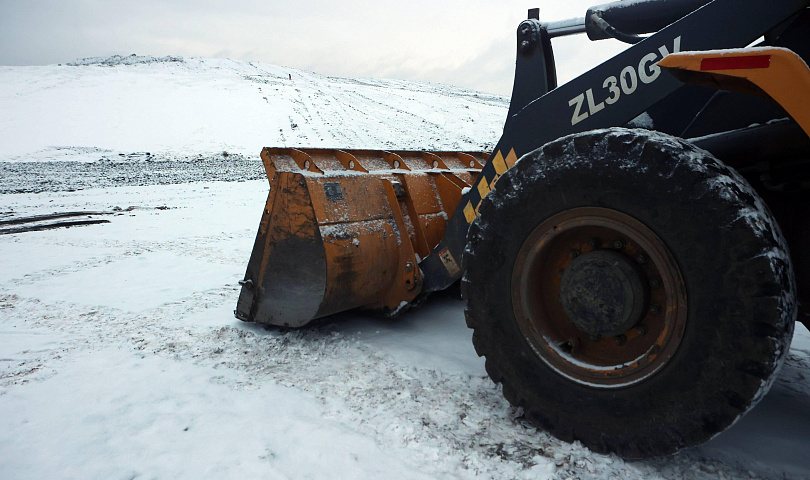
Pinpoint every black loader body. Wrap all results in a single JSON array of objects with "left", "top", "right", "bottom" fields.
[{"left": 422, "top": 0, "right": 810, "bottom": 321}]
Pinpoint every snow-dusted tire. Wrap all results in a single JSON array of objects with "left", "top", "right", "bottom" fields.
[{"left": 462, "top": 128, "right": 796, "bottom": 458}]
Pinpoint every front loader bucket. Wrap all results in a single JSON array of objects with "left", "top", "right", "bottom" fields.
[{"left": 235, "top": 148, "right": 486, "bottom": 327}]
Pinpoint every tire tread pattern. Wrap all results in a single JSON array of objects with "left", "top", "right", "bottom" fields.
[{"left": 462, "top": 128, "right": 796, "bottom": 458}]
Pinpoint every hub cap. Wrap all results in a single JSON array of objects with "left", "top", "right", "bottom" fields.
[{"left": 559, "top": 249, "right": 648, "bottom": 338}]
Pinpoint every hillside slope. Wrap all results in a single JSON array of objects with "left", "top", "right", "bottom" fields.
[{"left": 0, "top": 55, "right": 508, "bottom": 163}]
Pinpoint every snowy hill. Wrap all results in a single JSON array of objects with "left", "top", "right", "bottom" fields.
[{"left": 0, "top": 55, "right": 508, "bottom": 163}]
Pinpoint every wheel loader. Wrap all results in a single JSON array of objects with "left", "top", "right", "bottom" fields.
[{"left": 236, "top": 0, "right": 810, "bottom": 458}]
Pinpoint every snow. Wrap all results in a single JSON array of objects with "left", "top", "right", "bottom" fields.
[
  {"left": 0, "top": 347, "right": 436, "bottom": 480},
  {"left": 1, "top": 56, "right": 809, "bottom": 479},
  {"left": 0, "top": 56, "right": 507, "bottom": 163},
  {"left": 15, "top": 250, "right": 237, "bottom": 312},
  {"left": 1, "top": 179, "right": 810, "bottom": 479}
]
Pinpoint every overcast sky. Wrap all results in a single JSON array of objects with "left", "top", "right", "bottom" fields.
[{"left": 0, "top": 0, "right": 628, "bottom": 95}]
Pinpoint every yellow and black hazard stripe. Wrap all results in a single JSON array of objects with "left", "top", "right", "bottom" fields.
[{"left": 463, "top": 148, "right": 518, "bottom": 223}]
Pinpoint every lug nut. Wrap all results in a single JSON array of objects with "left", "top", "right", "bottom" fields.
[
  {"left": 635, "top": 325, "right": 647, "bottom": 336},
  {"left": 614, "top": 334, "right": 627, "bottom": 346},
  {"left": 569, "top": 249, "right": 580, "bottom": 259},
  {"left": 589, "top": 237, "right": 601, "bottom": 248},
  {"left": 635, "top": 254, "right": 646, "bottom": 264},
  {"left": 650, "top": 278, "right": 661, "bottom": 289},
  {"left": 650, "top": 304, "right": 662, "bottom": 315},
  {"left": 612, "top": 239, "right": 625, "bottom": 249}
]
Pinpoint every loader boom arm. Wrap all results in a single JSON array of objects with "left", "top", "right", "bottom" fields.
[{"left": 419, "top": 0, "right": 810, "bottom": 292}]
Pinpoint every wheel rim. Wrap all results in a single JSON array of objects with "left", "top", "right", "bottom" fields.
[{"left": 512, "top": 207, "right": 687, "bottom": 388}]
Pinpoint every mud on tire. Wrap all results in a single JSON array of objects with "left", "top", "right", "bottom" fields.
[{"left": 462, "top": 128, "right": 796, "bottom": 458}]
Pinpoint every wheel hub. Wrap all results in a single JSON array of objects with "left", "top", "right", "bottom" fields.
[
  {"left": 511, "top": 206, "right": 687, "bottom": 388},
  {"left": 559, "top": 250, "right": 648, "bottom": 338}
]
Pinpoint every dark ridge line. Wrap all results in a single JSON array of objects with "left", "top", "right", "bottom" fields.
[
  {"left": 0, "top": 211, "right": 112, "bottom": 226},
  {"left": 0, "top": 219, "right": 111, "bottom": 235}
]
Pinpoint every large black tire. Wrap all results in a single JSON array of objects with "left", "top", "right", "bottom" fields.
[{"left": 462, "top": 128, "right": 796, "bottom": 458}]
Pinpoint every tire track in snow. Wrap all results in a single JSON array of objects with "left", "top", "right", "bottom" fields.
[
  {"left": 334, "top": 86, "right": 477, "bottom": 142},
  {"left": 0, "top": 289, "right": 775, "bottom": 480},
  {"left": 0, "top": 229, "right": 250, "bottom": 288}
]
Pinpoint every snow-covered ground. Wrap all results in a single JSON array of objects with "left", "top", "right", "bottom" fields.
[
  {"left": 1, "top": 181, "right": 809, "bottom": 480},
  {"left": 1, "top": 56, "right": 809, "bottom": 479}
]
